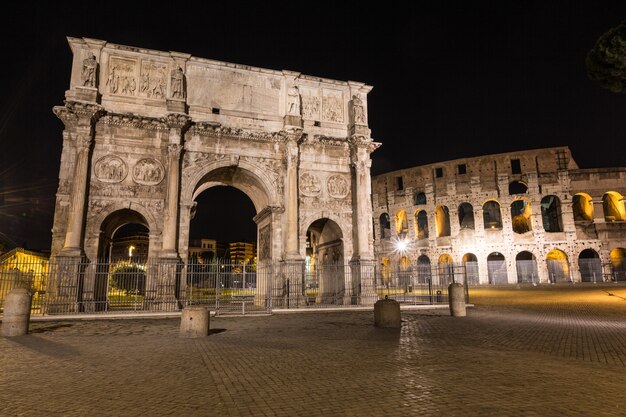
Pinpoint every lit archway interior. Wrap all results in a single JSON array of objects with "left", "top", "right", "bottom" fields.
[
  {"left": 483, "top": 200, "right": 502, "bottom": 229},
  {"left": 602, "top": 191, "right": 626, "bottom": 221},
  {"left": 610, "top": 248, "right": 626, "bottom": 281},
  {"left": 438, "top": 253, "right": 453, "bottom": 284},
  {"left": 96, "top": 209, "right": 150, "bottom": 312},
  {"left": 435, "top": 206, "right": 451, "bottom": 237},
  {"left": 511, "top": 199, "right": 532, "bottom": 234},
  {"left": 572, "top": 193, "right": 594, "bottom": 221},
  {"left": 546, "top": 249, "right": 569, "bottom": 283},
  {"left": 395, "top": 209, "right": 408, "bottom": 238},
  {"left": 306, "top": 218, "right": 345, "bottom": 304},
  {"left": 417, "top": 255, "right": 431, "bottom": 283}
]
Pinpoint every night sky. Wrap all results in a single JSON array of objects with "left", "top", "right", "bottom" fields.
[{"left": 1, "top": 1, "right": 626, "bottom": 251}]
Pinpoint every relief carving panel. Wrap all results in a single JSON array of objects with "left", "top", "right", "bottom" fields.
[
  {"left": 139, "top": 60, "right": 167, "bottom": 99},
  {"left": 327, "top": 175, "right": 349, "bottom": 199},
  {"left": 299, "top": 172, "right": 322, "bottom": 196},
  {"left": 132, "top": 158, "right": 164, "bottom": 185},
  {"left": 322, "top": 89, "right": 344, "bottom": 123},
  {"left": 301, "top": 87, "right": 321, "bottom": 120},
  {"left": 94, "top": 155, "right": 127, "bottom": 183},
  {"left": 107, "top": 57, "right": 137, "bottom": 96}
]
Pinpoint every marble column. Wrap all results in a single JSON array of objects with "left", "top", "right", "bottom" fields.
[
  {"left": 284, "top": 138, "right": 300, "bottom": 259},
  {"left": 162, "top": 143, "right": 183, "bottom": 256},
  {"left": 161, "top": 114, "right": 190, "bottom": 258}
]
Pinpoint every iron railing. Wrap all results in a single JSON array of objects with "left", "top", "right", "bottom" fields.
[{"left": 1, "top": 258, "right": 468, "bottom": 317}]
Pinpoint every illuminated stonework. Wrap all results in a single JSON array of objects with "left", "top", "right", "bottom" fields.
[
  {"left": 51, "top": 37, "right": 378, "bottom": 309},
  {"left": 372, "top": 147, "right": 626, "bottom": 284}
]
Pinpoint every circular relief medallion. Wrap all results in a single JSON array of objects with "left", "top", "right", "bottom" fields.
[
  {"left": 94, "top": 155, "right": 127, "bottom": 183},
  {"left": 327, "top": 175, "right": 349, "bottom": 198},
  {"left": 132, "top": 158, "right": 164, "bottom": 185},
  {"left": 299, "top": 172, "right": 321, "bottom": 197}
]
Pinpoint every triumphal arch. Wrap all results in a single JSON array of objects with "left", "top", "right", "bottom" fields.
[{"left": 50, "top": 37, "right": 379, "bottom": 311}]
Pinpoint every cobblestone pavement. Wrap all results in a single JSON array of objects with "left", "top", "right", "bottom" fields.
[{"left": 2, "top": 284, "right": 626, "bottom": 416}]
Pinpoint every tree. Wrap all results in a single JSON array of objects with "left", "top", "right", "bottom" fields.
[{"left": 586, "top": 18, "right": 626, "bottom": 93}]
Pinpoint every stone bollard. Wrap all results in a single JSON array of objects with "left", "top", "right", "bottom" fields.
[
  {"left": 448, "top": 282, "right": 466, "bottom": 317},
  {"left": 179, "top": 306, "right": 210, "bottom": 338},
  {"left": 374, "top": 295, "right": 401, "bottom": 328},
  {"left": 1, "top": 287, "right": 32, "bottom": 337}
]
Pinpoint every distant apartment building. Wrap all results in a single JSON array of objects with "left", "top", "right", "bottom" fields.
[
  {"left": 229, "top": 241, "right": 256, "bottom": 265},
  {"left": 188, "top": 239, "right": 228, "bottom": 262}
]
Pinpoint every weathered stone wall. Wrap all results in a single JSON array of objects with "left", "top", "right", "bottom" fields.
[
  {"left": 372, "top": 146, "right": 626, "bottom": 284},
  {"left": 52, "top": 37, "right": 378, "bottom": 270}
]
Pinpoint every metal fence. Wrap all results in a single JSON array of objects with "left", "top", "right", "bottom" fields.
[{"left": 0, "top": 258, "right": 469, "bottom": 317}]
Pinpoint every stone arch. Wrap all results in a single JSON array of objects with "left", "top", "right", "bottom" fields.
[
  {"left": 546, "top": 249, "right": 570, "bottom": 283},
  {"left": 487, "top": 252, "right": 507, "bottom": 284},
  {"left": 185, "top": 160, "right": 277, "bottom": 213},
  {"left": 462, "top": 253, "right": 479, "bottom": 285},
  {"left": 483, "top": 200, "right": 502, "bottom": 229},
  {"left": 578, "top": 249, "right": 602, "bottom": 283},
  {"left": 511, "top": 199, "right": 533, "bottom": 234},
  {"left": 602, "top": 191, "right": 626, "bottom": 221},
  {"left": 541, "top": 195, "right": 563, "bottom": 232},
  {"left": 183, "top": 161, "right": 279, "bottom": 262},
  {"left": 93, "top": 206, "right": 156, "bottom": 261},
  {"left": 515, "top": 251, "right": 538, "bottom": 283},
  {"left": 509, "top": 180, "right": 528, "bottom": 195},
  {"left": 572, "top": 193, "right": 594, "bottom": 221},
  {"left": 395, "top": 209, "right": 408, "bottom": 238},
  {"left": 414, "top": 210, "right": 429, "bottom": 239},
  {"left": 458, "top": 202, "right": 475, "bottom": 230},
  {"left": 93, "top": 208, "right": 152, "bottom": 311},
  {"left": 435, "top": 205, "right": 451, "bottom": 237},
  {"left": 610, "top": 248, "right": 626, "bottom": 281}
]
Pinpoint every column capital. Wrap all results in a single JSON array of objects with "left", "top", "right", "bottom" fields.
[
  {"left": 53, "top": 101, "right": 105, "bottom": 129},
  {"left": 164, "top": 113, "right": 192, "bottom": 131},
  {"left": 167, "top": 143, "right": 183, "bottom": 157}
]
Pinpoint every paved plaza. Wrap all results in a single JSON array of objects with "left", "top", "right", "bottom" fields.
[{"left": 2, "top": 284, "right": 626, "bottom": 416}]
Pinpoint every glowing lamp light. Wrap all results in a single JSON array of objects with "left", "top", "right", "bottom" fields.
[{"left": 396, "top": 239, "right": 408, "bottom": 252}]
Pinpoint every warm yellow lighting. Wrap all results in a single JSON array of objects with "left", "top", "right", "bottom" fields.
[{"left": 128, "top": 245, "right": 135, "bottom": 258}]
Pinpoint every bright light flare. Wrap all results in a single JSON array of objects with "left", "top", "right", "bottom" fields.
[{"left": 391, "top": 237, "right": 410, "bottom": 255}]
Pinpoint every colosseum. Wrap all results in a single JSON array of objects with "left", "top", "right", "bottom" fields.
[{"left": 371, "top": 146, "right": 626, "bottom": 285}]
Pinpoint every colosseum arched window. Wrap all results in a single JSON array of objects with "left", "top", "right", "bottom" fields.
[
  {"left": 508, "top": 180, "right": 528, "bottom": 195},
  {"left": 414, "top": 210, "right": 429, "bottom": 239},
  {"left": 578, "top": 249, "right": 602, "bottom": 282},
  {"left": 572, "top": 193, "right": 593, "bottom": 221},
  {"left": 414, "top": 191, "right": 427, "bottom": 205},
  {"left": 610, "top": 248, "right": 626, "bottom": 281},
  {"left": 487, "top": 252, "right": 507, "bottom": 284},
  {"left": 462, "top": 253, "right": 479, "bottom": 284},
  {"left": 395, "top": 209, "right": 408, "bottom": 238},
  {"left": 438, "top": 253, "right": 454, "bottom": 284},
  {"left": 541, "top": 195, "right": 563, "bottom": 232},
  {"left": 483, "top": 200, "right": 502, "bottom": 230},
  {"left": 546, "top": 249, "right": 570, "bottom": 283},
  {"left": 603, "top": 191, "right": 626, "bottom": 222},
  {"left": 515, "top": 251, "right": 538, "bottom": 283},
  {"left": 458, "top": 203, "right": 475, "bottom": 230},
  {"left": 435, "top": 206, "right": 451, "bottom": 237},
  {"left": 379, "top": 213, "right": 391, "bottom": 239},
  {"left": 511, "top": 199, "right": 532, "bottom": 234}
]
